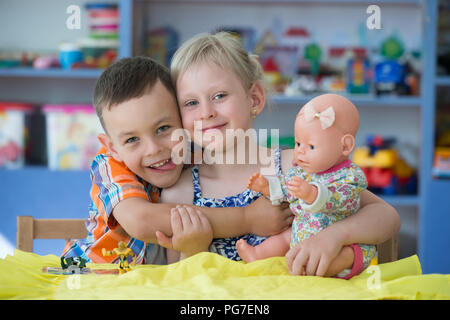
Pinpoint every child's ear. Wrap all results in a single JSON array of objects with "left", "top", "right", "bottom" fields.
[
  {"left": 249, "top": 82, "right": 266, "bottom": 116},
  {"left": 341, "top": 134, "right": 355, "bottom": 156},
  {"left": 97, "top": 133, "right": 123, "bottom": 162}
]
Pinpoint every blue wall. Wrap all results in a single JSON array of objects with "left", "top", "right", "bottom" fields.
[{"left": 0, "top": 167, "right": 91, "bottom": 256}]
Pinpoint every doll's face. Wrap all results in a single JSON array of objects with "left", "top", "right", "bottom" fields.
[{"left": 293, "top": 115, "right": 347, "bottom": 174}]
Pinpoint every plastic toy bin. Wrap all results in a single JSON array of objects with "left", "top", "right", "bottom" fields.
[
  {"left": 42, "top": 105, "right": 102, "bottom": 170},
  {"left": 0, "top": 102, "right": 32, "bottom": 168}
]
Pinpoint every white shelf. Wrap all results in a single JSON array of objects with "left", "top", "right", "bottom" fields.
[
  {"left": 0, "top": 67, "right": 103, "bottom": 79},
  {"left": 271, "top": 94, "right": 422, "bottom": 107},
  {"left": 435, "top": 76, "right": 450, "bottom": 86}
]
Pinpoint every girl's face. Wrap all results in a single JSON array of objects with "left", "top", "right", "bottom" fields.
[{"left": 176, "top": 62, "right": 260, "bottom": 152}]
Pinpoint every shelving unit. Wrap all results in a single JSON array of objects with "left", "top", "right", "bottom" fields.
[
  {"left": 0, "top": 67, "right": 102, "bottom": 79},
  {"left": 0, "top": 0, "right": 448, "bottom": 273},
  {"left": 271, "top": 95, "right": 422, "bottom": 107},
  {"left": 417, "top": 0, "right": 450, "bottom": 274}
]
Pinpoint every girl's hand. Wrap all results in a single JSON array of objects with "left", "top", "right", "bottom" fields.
[
  {"left": 247, "top": 173, "right": 270, "bottom": 196},
  {"left": 285, "top": 227, "right": 345, "bottom": 276},
  {"left": 156, "top": 205, "right": 213, "bottom": 259},
  {"left": 286, "top": 176, "right": 317, "bottom": 204},
  {"left": 245, "top": 197, "right": 294, "bottom": 237}
]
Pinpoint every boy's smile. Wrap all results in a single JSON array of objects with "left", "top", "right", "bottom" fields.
[{"left": 99, "top": 80, "right": 184, "bottom": 188}]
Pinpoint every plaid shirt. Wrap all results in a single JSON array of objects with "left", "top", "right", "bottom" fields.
[{"left": 62, "top": 146, "right": 160, "bottom": 264}]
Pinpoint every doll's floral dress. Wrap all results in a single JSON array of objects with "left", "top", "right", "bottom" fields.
[{"left": 273, "top": 150, "right": 377, "bottom": 275}]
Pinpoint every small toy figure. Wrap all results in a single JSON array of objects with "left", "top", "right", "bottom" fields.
[
  {"left": 236, "top": 94, "right": 376, "bottom": 278},
  {"left": 60, "top": 256, "right": 88, "bottom": 274},
  {"left": 102, "top": 241, "right": 136, "bottom": 274}
]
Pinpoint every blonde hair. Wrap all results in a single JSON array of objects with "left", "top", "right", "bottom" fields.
[{"left": 170, "top": 32, "right": 267, "bottom": 96}]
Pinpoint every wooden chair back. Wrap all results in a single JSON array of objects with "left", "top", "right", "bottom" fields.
[
  {"left": 16, "top": 216, "right": 87, "bottom": 253},
  {"left": 376, "top": 234, "right": 399, "bottom": 264}
]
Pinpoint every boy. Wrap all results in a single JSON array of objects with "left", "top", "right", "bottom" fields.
[{"left": 62, "top": 57, "right": 294, "bottom": 265}]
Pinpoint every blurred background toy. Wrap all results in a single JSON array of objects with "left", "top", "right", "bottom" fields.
[
  {"left": 347, "top": 48, "right": 371, "bottom": 94},
  {"left": 353, "top": 135, "right": 417, "bottom": 195},
  {"left": 433, "top": 148, "right": 450, "bottom": 179},
  {"left": 146, "top": 26, "right": 179, "bottom": 67},
  {"left": 374, "top": 36, "right": 411, "bottom": 96}
]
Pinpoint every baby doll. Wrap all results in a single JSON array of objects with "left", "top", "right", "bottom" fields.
[{"left": 237, "top": 93, "right": 376, "bottom": 278}]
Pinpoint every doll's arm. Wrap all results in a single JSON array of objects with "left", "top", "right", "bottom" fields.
[
  {"left": 286, "top": 176, "right": 319, "bottom": 204},
  {"left": 287, "top": 170, "right": 366, "bottom": 214}
]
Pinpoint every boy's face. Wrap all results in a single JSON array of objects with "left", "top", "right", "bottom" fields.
[{"left": 99, "top": 81, "right": 184, "bottom": 189}]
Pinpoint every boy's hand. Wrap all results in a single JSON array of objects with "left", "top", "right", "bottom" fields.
[
  {"left": 245, "top": 197, "right": 294, "bottom": 237},
  {"left": 247, "top": 173, "right": 270, "bottom": 196},
  {"left": 156, "top": 205, "right": 213, "bottom": 259},
  {"left": 285, "top": 227, "right": 345, "bottom": 276},
  {"left": 287, "top": 176, "right": 318, "bottom": 204}
]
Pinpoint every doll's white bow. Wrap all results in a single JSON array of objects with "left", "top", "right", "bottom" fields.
[{"left": 303, "top": 103, "right": 335, "bottom": 130}]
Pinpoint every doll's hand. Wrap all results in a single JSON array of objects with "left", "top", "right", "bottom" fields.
[
  {"left": 156, "top": 205, "right": 213, "bottom": 259},
  {"left": 285, "top": 227, "right": 345, "bottom": 276},
  {"left": 287, "top": 176, "right": 318, "bottom": 204},
  {"left": 247, "top": 173, "right": 270, "bottom": 196}
]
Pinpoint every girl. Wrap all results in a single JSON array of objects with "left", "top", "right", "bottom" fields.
[{"left": 159, "top": 32, "right": 400, "bottom": 277}]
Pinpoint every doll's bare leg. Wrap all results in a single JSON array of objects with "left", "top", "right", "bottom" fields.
[
  {"left": 324, "top": 245, "right": 355, "bottom": 277},
  {"left": 237, "top": 228, "right": 291, "bottom": 263}
]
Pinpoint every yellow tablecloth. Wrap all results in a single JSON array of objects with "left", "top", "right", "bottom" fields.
[{"left": 0, "top": 250, "right": 449, "bottom": 299}]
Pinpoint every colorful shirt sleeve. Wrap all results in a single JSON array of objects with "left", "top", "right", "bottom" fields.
[{"left": 90, "top": 146, "right": 150, "bottom": 230}]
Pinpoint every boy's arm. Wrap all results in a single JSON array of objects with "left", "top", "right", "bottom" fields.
[{"left": 113, "top": 170, "right": 294, "bottom": 243}]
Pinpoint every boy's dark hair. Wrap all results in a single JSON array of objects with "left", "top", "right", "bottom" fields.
[{"left": 93, "top": 56, "right": 177, "bottom": 131}]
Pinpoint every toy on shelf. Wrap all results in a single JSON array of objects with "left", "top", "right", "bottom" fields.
[
  {"left": 304, "top": 42, "right": 322, "bottom": 76},
  {"left": 59, "top": 42, "right": 84, "bottom": 70},
  {"left": 102, "top": 241, "right": 136, "bottom": 274},
  {"left": 147, "top": 27, "right": 179, "bottom": 67},
  {"left": 0, "top": 103, "right": 32, "bottom": 168},
  {"left": 347, "top": 48, "right": 371, "bottom": 95},
  {"left": 433, "top": 147, "right": 450, "bottom": 179},
  {"left": 214, "top": 27, "right": 256, "bottom": 53},
  {"left": 374, "top": 36, "right": 411, "bottom": 96},
  {"left": 43, "top": 104, "right": 102, "bottom": 170},
  {"left": 353, "top": 135, "right": 417, "bottom": 195}
]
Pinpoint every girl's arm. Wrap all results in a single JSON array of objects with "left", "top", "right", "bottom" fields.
[{"left": 333, "top": 190, "right": 401, "bottom": 245}]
